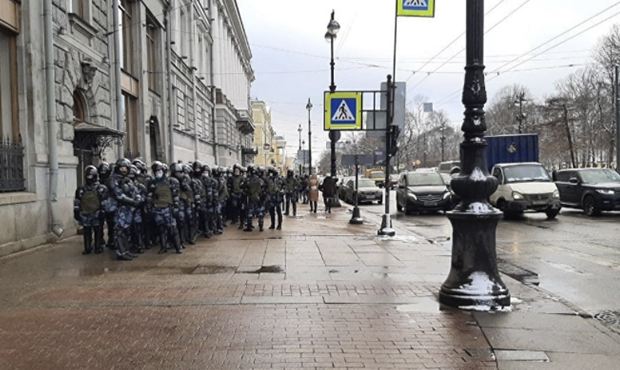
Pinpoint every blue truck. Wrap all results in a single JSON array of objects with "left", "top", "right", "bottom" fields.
[{"left": 486, "top": 133, "right": 539, "bottom": 172}]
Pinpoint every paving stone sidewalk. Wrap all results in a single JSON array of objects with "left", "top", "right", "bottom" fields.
[{"left": 0, "top": 206, "right": 618, "bottom": 369}]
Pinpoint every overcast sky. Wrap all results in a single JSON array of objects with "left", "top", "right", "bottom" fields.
[{"left": 237, "top": 0, "right": 620, "bottom": 165}]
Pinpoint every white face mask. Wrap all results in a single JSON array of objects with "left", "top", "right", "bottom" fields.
[{"left": 155, "top": 170, "right": 163, "bottom": 179}]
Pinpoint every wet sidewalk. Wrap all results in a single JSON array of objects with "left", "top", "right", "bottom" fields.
[{"left": 0, "top": 205, "right": 618, "bottom": 369}]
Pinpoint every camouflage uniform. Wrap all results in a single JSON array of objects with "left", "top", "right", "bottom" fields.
[
  {"left": 74, "top": 165, "right": 107, "bottom": 254},
  {"left": 128, "top": 165, "right": 147, "bottom": 254},
  {"left": 266, "top": 168, "right": 284, "bottom": 230},
  {"left": 228, "top": 164, "right": 245, "bottom": 227},
  {"left": 243, "top": 166, "right": 265, "bottom": 232},
  {"left": 148, "top": 161, "right": 182, "bottom": 254},
  {"left": 212, "top": 167, "right": 229, "bottom": 234},
  {"left": 98, "top": 162, "right": 116, "bottom": 249},
  {"left": 192, "top": 161, "right": 209, "bottom": 238},
  {"left": 284, "top": 170, "right": 300, "bottom": 217},
  {"left": 201, "top": 165, "right": 217, "bottom": 236},
  {"left": 110, "top": 159, "right": 142, "bottom": 261}
]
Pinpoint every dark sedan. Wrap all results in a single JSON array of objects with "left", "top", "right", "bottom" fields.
[
  {"left": 396, "top": 170, "right": 453, "bottom": 214},
  {"left": 554, "top": 168, "right": 620, "bottom": 216}
]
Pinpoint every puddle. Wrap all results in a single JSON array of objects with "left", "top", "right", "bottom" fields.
[
  {"left": 375, "top": 235, "right": 419, "bottom": 243},
  {"left": 497, "top": 259, "right": 539, "bottom": 285},
  {"left": 55, "top": 265, "right": 193, "bottom": 277},
  {"left": 241, "top": 265, "right": 284, "bottom": 274},
  {"left": 396, "top": 297, "right": 441, "bottom": 313}
]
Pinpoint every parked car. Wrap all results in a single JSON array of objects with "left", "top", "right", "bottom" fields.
[
  {"left": 396, "top": 170, "right": 454, "bottom": 214},
  {"left": 490, "top": 162, "right": 561, "bottom": 219},
  {"left": 342, "top": 178, "right": 383, "bottom": 205},
  {"left": 366, "top": 170, "right": 386, "bottom": 188},
  {"left": 337, "top": 176, "right": 353, "bottom": 200},
  {"left": 554, "top": 168, "right": 620, "bottom": 216},
  {"left": 438, "top": 160, "right": 461, "bottom": 185}
]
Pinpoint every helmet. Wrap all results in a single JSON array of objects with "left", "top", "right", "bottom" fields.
[
  {"left": 211, "top": 166, "right": 220, "bottom": 177},
  {"left": 84, "top": 165, "right": 98, "bottom": 184},
  {"left": 151, "top": 161, "right": 166, "bottom": 179},
  {"left": 132, "top": 159, "right": 147, "bottom": 175},
  {"left": 115, "top": 158, "right": 131, "bottom": 176},
  {"left": 183, "top": 163, "right": 192, "bottom": 175},
  {"left": 97, "top": 162, "right": 110, "bottom": 178},
  {"left": 268, "top": 167, "right": 278, "bottom": 176},
  {"left": 246, "top": 165, "right": 255, "bottom": 176},
  {"left": 170, "top": 162, "right": 184, "bottom": 177},
  {"left": 202, "top": 164, "right": 211, "bottom": 174},
  {"left": 287, "top": 169, "right": 294, "bottom": 177},
  {"left": 128, "top": 164, "right": 139, "bottom": 179},
  {"left": 193, "top": 161, "right": 204, "bottom": 176},
  {"left": 162, "top": 163, "right": 169, "bottom": 174},
  {"left": 257, "top": 166, "right": 266, "bottom": 176}
]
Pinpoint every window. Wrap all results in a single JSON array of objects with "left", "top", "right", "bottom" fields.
[
  {"left": 119, "top": 0, "right": 135, "bottom": 75},
  {"left": 146, "top": 16, "right": 159, "bottom": 93},
  {"left": 122, "top": 93, "right": 139, "bottom": 158},
  {"left": 73, "top": 90, "right": 87, "bottom": 124},
  {"left": 71, "top": 0, "right": 89, "bottom": 20},
  {"left": 0, "top": 29, "right": 18, "bottom": 140}
]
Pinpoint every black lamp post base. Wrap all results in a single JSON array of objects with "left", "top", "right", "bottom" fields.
[
  {"left": 439, "top": 210, "right": 510, "bottom": 311},
  {"left": 378, "top": 214, "right": 395, "bottom": 236},
  {"left": 349, "top": 206, "right": 363, "bottom": 224}
]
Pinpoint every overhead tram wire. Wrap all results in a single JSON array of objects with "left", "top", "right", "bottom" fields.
[
  {"left": 407, "top": 0, "right": 532, "bottom": 95},
  {"left": 404, "top": 0, "right": 508, "bottom": 84},
  {"left": 434, "top": 2, "right": 620, "bottom": 108}
]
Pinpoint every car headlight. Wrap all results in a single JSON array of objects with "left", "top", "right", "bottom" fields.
[
  {"left": 596, "top": 189, "right": 615, "bottom": 195},
  {"left": 408, "top": 192, "right": 417, "bottom": 200},
  {"left": 553, "top": 190, "right": 560, "bottom": 199},
  {"left": 443, "top": 192, "right": 451, "bottom": 199},
  {"left": 512, "top": 192, "right": 524, "bottom": 200}
]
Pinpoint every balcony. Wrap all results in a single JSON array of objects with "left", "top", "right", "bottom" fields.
[{"left": 236, "top": 109, "right": 255, "bottom": 135}]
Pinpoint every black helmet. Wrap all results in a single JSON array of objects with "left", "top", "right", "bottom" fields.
[
  {"left": 115, "top": 158, "right": 131, "bottom": 176},
  {"left": 257, "top": 166, "right": 266, "bottom": 176},
  {"left": 246, "top": 165, "right": 255, "bottom": 175},
  {"left": 268, "top": 167, "right": 278, "bottom": 176},
  {"left": 183, "top": 163, "right": 192, "bottom": 175},
  {"left": 162, "top": 163, "right": 169, "bottom": 174},
  {"left": 170, "top": 162, "right": 184, "bottom": 177},
  {"left": 132, "top": 159, "right": 147, "bottom": 175},
  {"left": 193, "top": 161, "right": 204, "bottom": 175},
  {"left": 129, "top": 164, "right": 139, "bottom": 179},
  {"left": 151, "top": 161, "right": 166, "bottom": 179},
  {"left": 97, "top": 162, "right": 110, "bottom": 178},
  {"left": 287, "top": 169, "right": 294, "bottom": 177},
  {"left": 202, "top": 164, "right": 211, "bottom": 175},
  {"left": 84, "top": 165, "right": 98, "bottom": 184}
]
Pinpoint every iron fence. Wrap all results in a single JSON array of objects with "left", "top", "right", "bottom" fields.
[{"left": 0, "top": 137, "right": 25, "bottom": 193}]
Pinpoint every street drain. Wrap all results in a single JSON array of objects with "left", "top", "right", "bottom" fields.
[
  {"left": 242, "top": 265, "right": 284, "bottom": 274},
  {"left": 497, "top": 259, "right": 539, "bottom": 285},
  {"left": 191, "top": 265, "right": 236, "bottom": 274},
  {"left": 594, "top": 311, "right": 620, "bottom": 334}
]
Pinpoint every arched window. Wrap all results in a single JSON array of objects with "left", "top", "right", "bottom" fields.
[{"left": 73, "top": 89, "right": 87, "bottom": 124}]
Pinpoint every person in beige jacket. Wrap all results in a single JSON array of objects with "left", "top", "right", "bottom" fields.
[{"left": 308, "top": 174, "right": 319, "bottom": 213}]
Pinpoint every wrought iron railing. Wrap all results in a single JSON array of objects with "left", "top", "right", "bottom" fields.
[{"left": 0, "top": 137, "right": 25, "bottom": 193}]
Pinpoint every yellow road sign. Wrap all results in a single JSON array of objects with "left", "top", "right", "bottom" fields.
[
  {"left": 324, "top": 91, "right": 363, "bottom": 130},
  {"left": 397, "top": 0, "right": 435, "bottom": 18}
]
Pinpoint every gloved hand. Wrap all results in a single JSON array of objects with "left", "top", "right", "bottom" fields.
[{"left": 73, "top": 209, "right": 80, "bottom": 221}]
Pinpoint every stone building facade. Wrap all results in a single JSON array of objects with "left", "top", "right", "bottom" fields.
[{"left": 0, "top": 0, "right": 255, "bottom": 257}]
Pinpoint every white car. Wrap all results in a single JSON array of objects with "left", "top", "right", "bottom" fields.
[{"left": 490, "top": 162, "right": 561, "bottom": 219}]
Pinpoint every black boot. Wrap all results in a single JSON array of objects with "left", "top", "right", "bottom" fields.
[
  {"left": 171, "top": 226, "right": 183, "bottom": 254},
  {"left": 94, "top": 226, "right": 103, "bottom": 254},
  {"left": 82, "top": 227, "right": 93, "bottom": 255},
  {"left": 259, "top": 219, "right": 264, "bottom": 232},
  {"left": 115, "top": 230, "right": 133, "bottom": 261}
]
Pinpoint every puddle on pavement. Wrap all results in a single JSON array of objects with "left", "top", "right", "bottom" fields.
[
  {"left": 375, "top": 235, "right": 419, "bottom": 243},
  {"left": 57, "top": 265, "right": 194, "bottom": 277},
  {"left": 396, "top": 297, "right": 441, "bottom": 313},
  {"left": 241, "top": 265, "right": 284, "bottom": 274},
  {"left": 497, "top": 259, "right": 539, "bottom": 285},
  {"left": 191, "top": 265, "right": 237, "bottom": 274}
]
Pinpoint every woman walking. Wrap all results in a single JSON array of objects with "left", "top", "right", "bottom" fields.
[{"left": 308, "top": 174, "right": 319, "bottom": 213}]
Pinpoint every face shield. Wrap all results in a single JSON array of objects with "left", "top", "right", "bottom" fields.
[{"left": 155, "top": 170, "right": 164, "bottom": 179}]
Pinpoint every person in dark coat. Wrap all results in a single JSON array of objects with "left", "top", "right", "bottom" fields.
[{"left": 319, "top": 175, "right": 338, "bottom": 214}]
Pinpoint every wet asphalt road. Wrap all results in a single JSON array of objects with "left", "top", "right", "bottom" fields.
[{"left": 353, "top": 191, "right": 620, "bottom": 316}]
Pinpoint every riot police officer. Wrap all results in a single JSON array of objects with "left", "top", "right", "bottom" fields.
[
  {"left": 212, "top": 166, "right": 228, "bottom": 234},
  {"left": 243, "top": 165, "right": 265, "bottom": 232},
  {"left": 265, "top": 167, "right": 283, "bottom": 230},
  {"left": 133, "top": 159, "right": 155, "bottom": 248},
  {"left": 74, "top": 165, "right": 108, "bottom": 255},
  {"left": 201, "top": 164, "right": 217, "bottom": 236},
  {"left": 148, "top": 161, "right": 183, "bottom": 254},
  {"left": 110, "top": 158, "right": 142, "bottom": 261},
  {"left": 128, "top": 164, "right": 146, "bottom": 254},
  {"left": 171, "top": 162, "right": 195, "bottom": 246},
  {"left": 192, "top": 161, "right": 208, "bottom": 238},
  {"left": 228, "top": 164, "right": 245, "bottom": 226},
  {"left": 283, "top": 169, "right": 300, "bottom": 217},
  {"left": 98, "top": 162, "right": 116, "bottom": 249}
]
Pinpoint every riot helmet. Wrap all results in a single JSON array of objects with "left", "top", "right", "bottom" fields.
[
  {"left": 97, "top": 162, "right": 111, "bottom": 179},
  {"left": 115, "top": 158, "right": 131, "bottom": 176},
  {"left": 84, "top": 165, "right": 99, "bottom": 185},
  {"left": 152, "top": 161, "right": 165, "bottom": 179},
  {"left": 132, "top": 159, "right": 147, "bottom": 175}
]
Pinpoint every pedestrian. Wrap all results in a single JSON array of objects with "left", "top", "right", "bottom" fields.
[
  {"left": 300, "top": 175, "right": 309, "bottom": 204},
  {"left": 319, "top": 175, "right": 338, "bottom": 214},
  {"left": 73, "top": 165, "right": 107, "bottom": 255},
  {"left": 308, "top": 174, "right": 319, "bottom": 213}
]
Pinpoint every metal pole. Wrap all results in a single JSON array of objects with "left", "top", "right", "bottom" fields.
[
  {"left": 350, "top": 155, "right": 363, "bottom": 224},
  {"left": 564, "top": 104, "right": 576, "bottom": 168},
  {"left": 439, "top": 0, "right": 510, "bottom": 311},
  {"left": 307, "top": 99, "right": 313, "bottom": 175},
  {"left": 615, "top": 65, "right": 620, "bottom": 171}
]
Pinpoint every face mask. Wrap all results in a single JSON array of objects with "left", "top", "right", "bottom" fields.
[{"left": 155, "top": 170, "right": 163, "bottom": 179}]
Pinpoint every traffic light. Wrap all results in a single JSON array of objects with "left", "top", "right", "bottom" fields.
[{"left": 389, "top": 125, "right": 400, "bottom": 157}]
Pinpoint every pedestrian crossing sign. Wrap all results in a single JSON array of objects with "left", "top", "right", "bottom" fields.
[
  {"left": 324, "top": 91, "right": 363, "bottom": 130},
  {"left": 397, "top": 0, "right": 435, "bottom": 18}
]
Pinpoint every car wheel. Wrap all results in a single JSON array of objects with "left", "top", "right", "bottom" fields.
[
  {"left": 396, "top": 201, "right": 403, "bottom": 212},
  {"left": 583, "top": 196, "right": 601, "bottom": 217},
  {"left": 378, "top": 199, "right": 383, "bottom": 205},
  {"left": 545, "top": 209, "right": 559, "bottom": 220}
]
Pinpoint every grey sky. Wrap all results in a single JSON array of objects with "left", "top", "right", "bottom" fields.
[{"left": 237, "top": 0, "right": 620, "bottom": 167}]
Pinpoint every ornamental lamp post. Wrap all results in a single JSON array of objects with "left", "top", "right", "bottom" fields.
[
  {"left": 298, "top": 124, "right": 303, "bottom": 175},
  {"left": 325, "top": 10, "right": 341, "bottom": 206},
  {"left": 438, "top": 0, "right": 510, "bottom": 311},
  {"left": 306, "top": 98, "right": 313, "bottom": 175}
]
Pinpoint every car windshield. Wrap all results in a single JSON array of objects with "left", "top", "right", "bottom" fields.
[
  {"left": 357, "top": 179, "right": 376, "bottom": 188},
  {"left": 579, "top": 169, "right": 620, "bottom": 184},
  {"left": 407, "top": 172, "right": 445, "bottom": 186},
  {"left": 503, "top": 165, "right": 550, "bottom": 183}
]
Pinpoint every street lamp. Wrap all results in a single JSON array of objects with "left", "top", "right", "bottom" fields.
[
  {"left": 298, "top": 124, "right": 303, "bottom": 175},
  {"left": 438, "top": 0, "right": 510, "bottom": 311},
  {"left": 306, "top": 98, "right": 313, "bottom": 175},
  {"left": 325, "top": 10, "right": 341, "bottom": 206}
]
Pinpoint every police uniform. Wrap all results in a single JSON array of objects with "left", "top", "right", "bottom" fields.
[
  {"left": 243, "top": 166, "right": 265, "bottom": 231},
  {"left": 266, "top": 168, "right": 284, "bottom": 230},
  {"left": 98, "top": 162, "right": 116, "bottom": 249},
  {"left": 284, "top": 170, "right": 300, "bottom": 217},
  {"left": 228, "top": 164, "right": 245, "bottom": 226},
  {"left": 110, "top": 159, "right": 142, "bottom": 261},
  {"left": 74, "top": 165, "right": 108, "bottom": 254},
  {"left": 148, "top": 161, "right": 182, "bottom": 254},
  {"left": 133, "top": 159, "right": 155, "bottom": 248},
  {"left": 192, "top": 161, "right": 209, "bottom": 238},
  {"left": 201, "top": 165, "right": 217, "bottom": 236},
  {"left": 212, "top": 167, "right": 229, "bottom": 234},
  {"left": 128, "top": 164, "right": 146, "bottom": 254}
]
